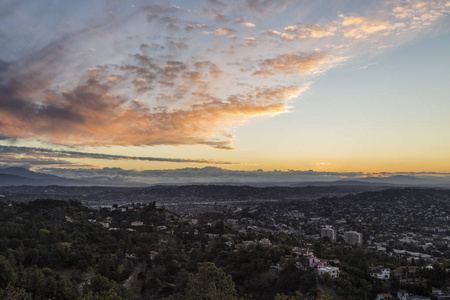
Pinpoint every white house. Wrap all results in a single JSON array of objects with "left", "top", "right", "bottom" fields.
[
  {"left": 370, "top": 266, "right": 390, "bottom": 280},
  {"left": 318, "top": 266, "right": 339, "bottom": 279}
]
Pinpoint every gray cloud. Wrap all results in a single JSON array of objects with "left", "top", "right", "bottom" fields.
[
  {"left": 0, "top": 157, "right": 74, "bottom": 166},
  {"left": 0, "top": 145, "right": 238, "bottom": 165},
  {"left": 185, "top": 23, "right": 209, "bottom": 32},
  {"left": 241, "top": 0, "right": 296, "bottom": 16},
  {"left": 36, "top": 166, "right": 365, "bottom": 184},
  {"left": 207, "top": 0, "right": 227, "bottom": 9}
]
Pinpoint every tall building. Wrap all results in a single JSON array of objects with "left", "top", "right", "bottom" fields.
[
  {"left": 321, "top": 226, "right": 336, "bottom": 243},
  {"left": 344, "top": 231, "right": 362, "bottom": 245}
]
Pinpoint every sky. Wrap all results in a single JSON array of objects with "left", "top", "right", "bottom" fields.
[{"left": 0, "top": 0, "right": 450, "bottom": 184}]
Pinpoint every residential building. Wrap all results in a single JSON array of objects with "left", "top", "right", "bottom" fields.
[
  {"left": 292, "top": 247, "right": 314, "bottom": 257},
  {"left": 397, "top": 291, "right": 431, "bottom": 300},
  {"left": 309, "top": 257, "right": 326, "bottom": 269},
  {"left": 344, "top": 231, "right": 362, "bottom": 245},
  {"left": 370, "top": 266, "right": 390, "bottom": 279},
  {"left": 432, "top": 288, "right": 450, "bottom": 299},
  {"left": 318, "top": 266, "right": 339, "bottom": 279},
  {"left": 375, "top": 293, "right": 393, "bottom": 300},
  {"left": 321, "top": 225, "right": 337, "bottom": 243},
  {"left": 391, "top": 266, "right": 423, "bottom": 285},
  {"left": 259, "top": 238, "right": 272, "bottom": 246},
  {"left": 227, "top": 219, "right": 239, "bottom": 225}
]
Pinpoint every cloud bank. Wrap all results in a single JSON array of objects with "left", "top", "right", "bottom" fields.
[{"left": 34, "top": 166, "right": 450, "bottom": 186}]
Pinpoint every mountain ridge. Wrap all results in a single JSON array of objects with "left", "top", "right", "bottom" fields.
[{"left": 0, "top": 167, "right": 89, "bottom": 186}]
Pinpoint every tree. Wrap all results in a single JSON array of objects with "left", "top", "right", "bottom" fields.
[
  {"left": 184, "top": 262, "right": 237, "bottom": 300},
  {"left": 78, "top": 287, "right": 124, "bottom": 300},
  {"left": 89, "top": 275, "right": 112, "bottom": 294},
  {"left": 25, "top": 266, "right": 46, "bottom": 296},
  {"left": 0, "top": 255, "right": 16, "bottom": 288},
  {"left": 274, "top": 291, "right": 334, "bottom": 300},
  {"left": 1, "top": 282, "right": 32, "bottom": 300}
]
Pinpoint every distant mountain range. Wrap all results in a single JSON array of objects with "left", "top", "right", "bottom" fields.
[
  {"left": 0, "top": 167, "right": 88, "bottom": 186},
  {"left": 343, "top": 175, "right": 450, "bottom": 187},
  {"left": 0, "top": 167, "right": 449, "bottom": 188}
]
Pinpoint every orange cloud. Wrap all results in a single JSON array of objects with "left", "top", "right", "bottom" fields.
[
  {"left": 390, "top": 1, "right": 448, "bottom": 30},
  {"left": 254, "top": 52, "right": 329, "bottom": 75},
  {"left": 210, "top": 28, "right": 236, "bottom": 35},
  {"left": 342, "top": 16, "right": 390, "bottom": 38},
  {"left": 284, "top": 24, "right": 336, "bottom": 39},
  {"left": 0, "top": 63, "right": 307, "bottom": 149},
  {"left": 242, "top": 22, "right": 255, "bottom": 28}
]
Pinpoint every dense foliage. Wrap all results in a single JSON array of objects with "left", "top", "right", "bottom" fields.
[{"left": 0, "top": 191, "right": 449, "bottom": 299}]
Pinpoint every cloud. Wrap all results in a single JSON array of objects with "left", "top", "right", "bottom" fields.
[
  {"left": 262, "top": 23, "right": 336, "bottom": 42},
  {"left": 37, "top": 165, "right": 367, "bottom": 184},
  {"left": 261, "top": 29, "right": 294, "bottom": 40},
  {"left": 279, "top": 33, "right": 294, "bottom": 40},
  {"left": 342, "top": 16, "right": 391, "bottom": 39},
  {"left": 242, "top": 22, "right": 255, "bottom": 28},
  {"left": 3, "top": 1, "right": 328, "bottom": 153},
  {"left": 208, "top": 0, "right": 227, "bottom": 8},
  {"left": 34, "top": 165, "right": 450, "bottom": 185},
  {"left": 0, "top": 145, "right": 238, "bottom": 165},
  {"left": 210, "top": 27, "right": 236, "bottom": 35},
  {"left": 1, "top": 0, "right": 449, "bottom": 164},
  {"left": 284, "top": 24, "right": 336, "bottom": 39},
  {"left": 244, "top": 37, "right": 258, "bottom": 45},
  {"left": 185, "top": 23, "right": 209, "bottom": 32},
  {"left": 358, "top": 63, "right": 377, "bottom": 70},
  {"left": 392, "top": 6, "right": 415, "bottom": 19},
  {"left": 262, "top": 29, "right": 282, "bottom": 36},
  {"left": 390, "top": 1, "right": 449, "bottom": 30},
  {"left": 144, "top": 4, "right": 183, "bottom": 23},
  {"left": 166, "top": 40, "right": 189, "bottom": 51},
  {"left": 240, "top": 0, "right": 295, "bottom": 16},
  {"left": 254, "top": 52, "right": 329, "bottom": 75},
  {"left": 0, "top": 156, "right": 75, "bottom": 166},
  {"left": 0, "top": 51, "right": 307, "bottom": 149}
]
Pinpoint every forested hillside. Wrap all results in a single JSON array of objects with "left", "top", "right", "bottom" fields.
[{"left": 0, "top": 194, "right": 449, "bottom": 299}]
